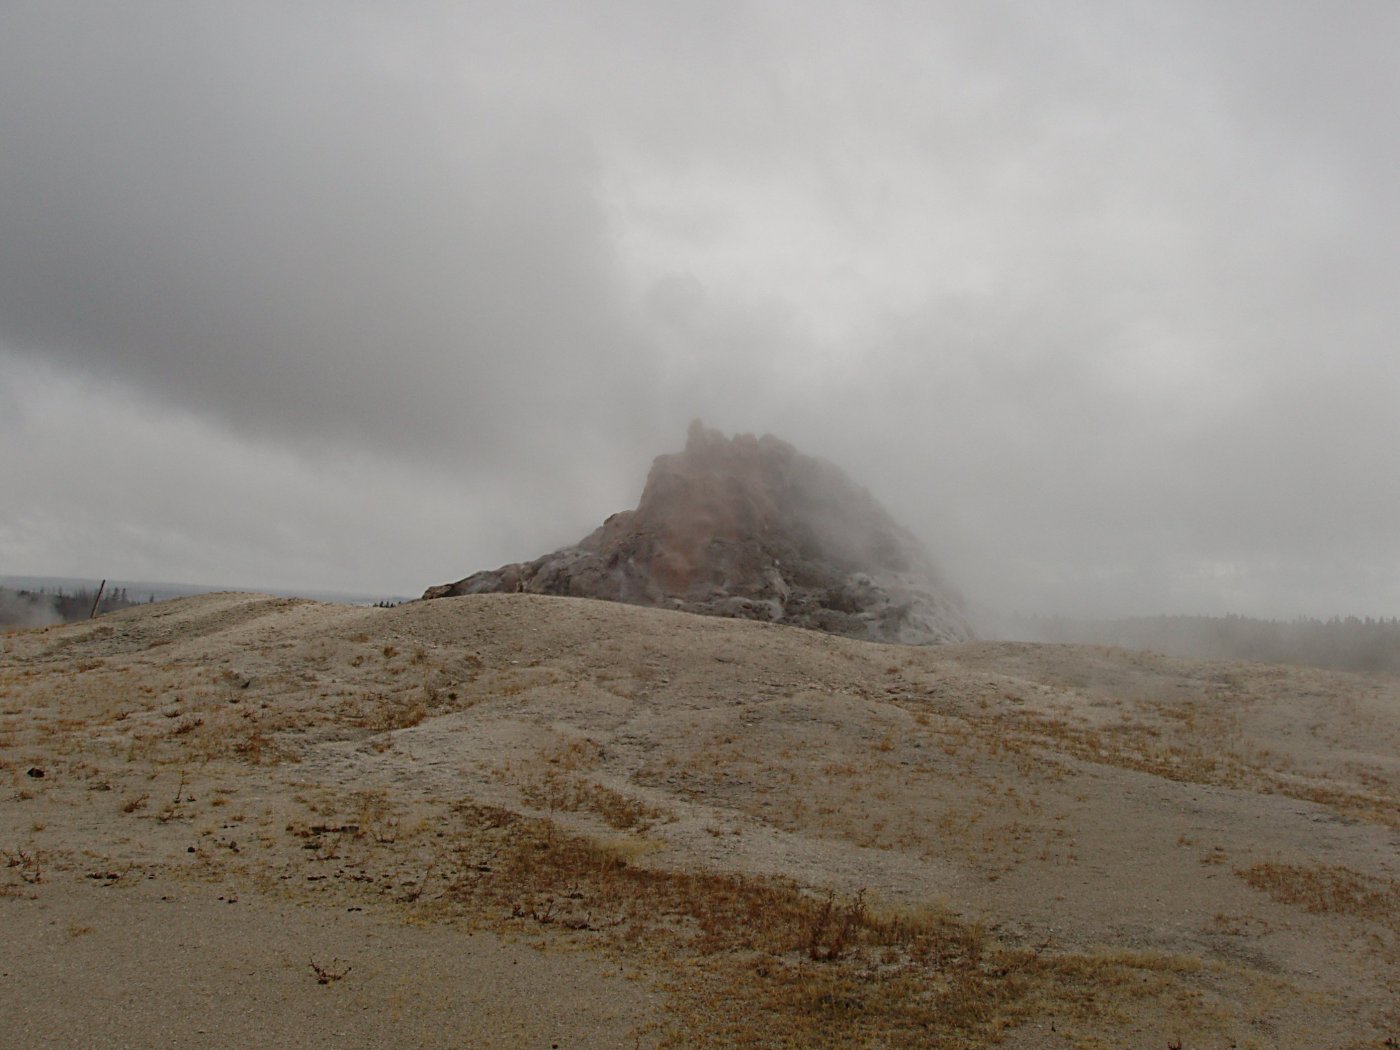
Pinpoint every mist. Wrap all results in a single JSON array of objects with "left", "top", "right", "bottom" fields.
[
  {"left": 0, "top": 590, "right": 62, "bottom": 630},
  {"left": 3, "top": 2, "right": 1399, "bottom": 620}
]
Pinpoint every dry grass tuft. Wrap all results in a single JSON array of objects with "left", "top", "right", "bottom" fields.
[
  {"left": 2, "top": 848, "right": 44, "bottom": 893},
  {"left": 358, "top": 693, "right": 428, "bottom": 733}
]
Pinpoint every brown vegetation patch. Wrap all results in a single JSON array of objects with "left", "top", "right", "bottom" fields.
[
  {"left": 990, "top": 709, "right": 1400, "bottom": 829},
  {"left": 1234, "top": 862, "right": 1400, "bottom": 932},
  {"left": 430, "top": 804, "right": 1219, "bottom": 1048},
  {"left": 519, "top": 771, "right": 674, "bottom": 831}
]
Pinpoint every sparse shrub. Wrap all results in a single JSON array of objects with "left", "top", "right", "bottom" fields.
[
  {"left": 806, "top": 888, "right": 867, "bottom": 961},
  {"left": 351, "top": 790, "right": 399, "bottom": 844},
  {"left": 169, "top": 716, "right": 204, "bottom": 737},
  {"left": 237, "top": 721, "right": 269, "bottom": 763},
  {"left": 309, "top": 958, "right": 351, "bottom": 984},
  {"left": 3, "top": 849, "right": 43, "bottom": 885}
]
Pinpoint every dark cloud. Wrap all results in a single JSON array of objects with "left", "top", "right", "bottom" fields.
[
  {"left": 0, "top": 3, "right": 661, "bottom": 471},
  {"left": 2, "top": 2, "right": 1398, "bottom": 616}
]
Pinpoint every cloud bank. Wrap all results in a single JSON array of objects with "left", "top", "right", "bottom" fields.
[{"left": 3, "top": 1, "right": 1398, "bottom": 616}]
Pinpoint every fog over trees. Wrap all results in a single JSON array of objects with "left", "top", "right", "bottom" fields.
[
  {"left": 1008, "top": 612, "right": 1400, "bottom": 676},
  {"left": 0, "top": 586, "right": 144, "bottom": 629}
]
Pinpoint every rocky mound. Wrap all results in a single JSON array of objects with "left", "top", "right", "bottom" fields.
[{"left": 423, "top": 421, "right": 972, "bottom": 644}]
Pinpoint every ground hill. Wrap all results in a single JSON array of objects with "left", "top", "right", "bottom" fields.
[{"left": 1, "top": 592, "right": 1396, "bottom": 1047}]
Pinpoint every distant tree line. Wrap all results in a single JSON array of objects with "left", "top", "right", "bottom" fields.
[
  {"left": 1017, "top": 613, "right": 1400, "bottom": 676},
  {"left": 0, "top": 586, "right": 149, "bottom": 628}
]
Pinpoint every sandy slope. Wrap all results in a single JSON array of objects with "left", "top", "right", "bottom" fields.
[{"left": 2, "top": 593, "right": 1396, "bottom": 1048}]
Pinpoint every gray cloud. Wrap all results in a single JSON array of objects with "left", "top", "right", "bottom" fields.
[
  {"left": 3, "top": 1, "right": 1398, "bottom": 617},
  {"left": 0, "top": 3, "right": 660, "bottom": 470}
]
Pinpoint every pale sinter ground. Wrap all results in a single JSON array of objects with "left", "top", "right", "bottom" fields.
[{"left": 2, "top": 592, "right": 1396, "bottom": 1048}]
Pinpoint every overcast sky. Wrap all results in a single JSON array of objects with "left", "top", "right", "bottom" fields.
[{"left": 3, "top": 1, "right": 1398, "bottom": 619}]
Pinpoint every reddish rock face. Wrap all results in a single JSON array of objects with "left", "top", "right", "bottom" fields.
[{"left": 423, "top": 422, "right": 973, "bottom": 645}]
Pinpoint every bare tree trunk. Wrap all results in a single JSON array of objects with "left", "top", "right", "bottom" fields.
[{"left": 89, "top": 580, "right": 106, "bottom": 619}]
